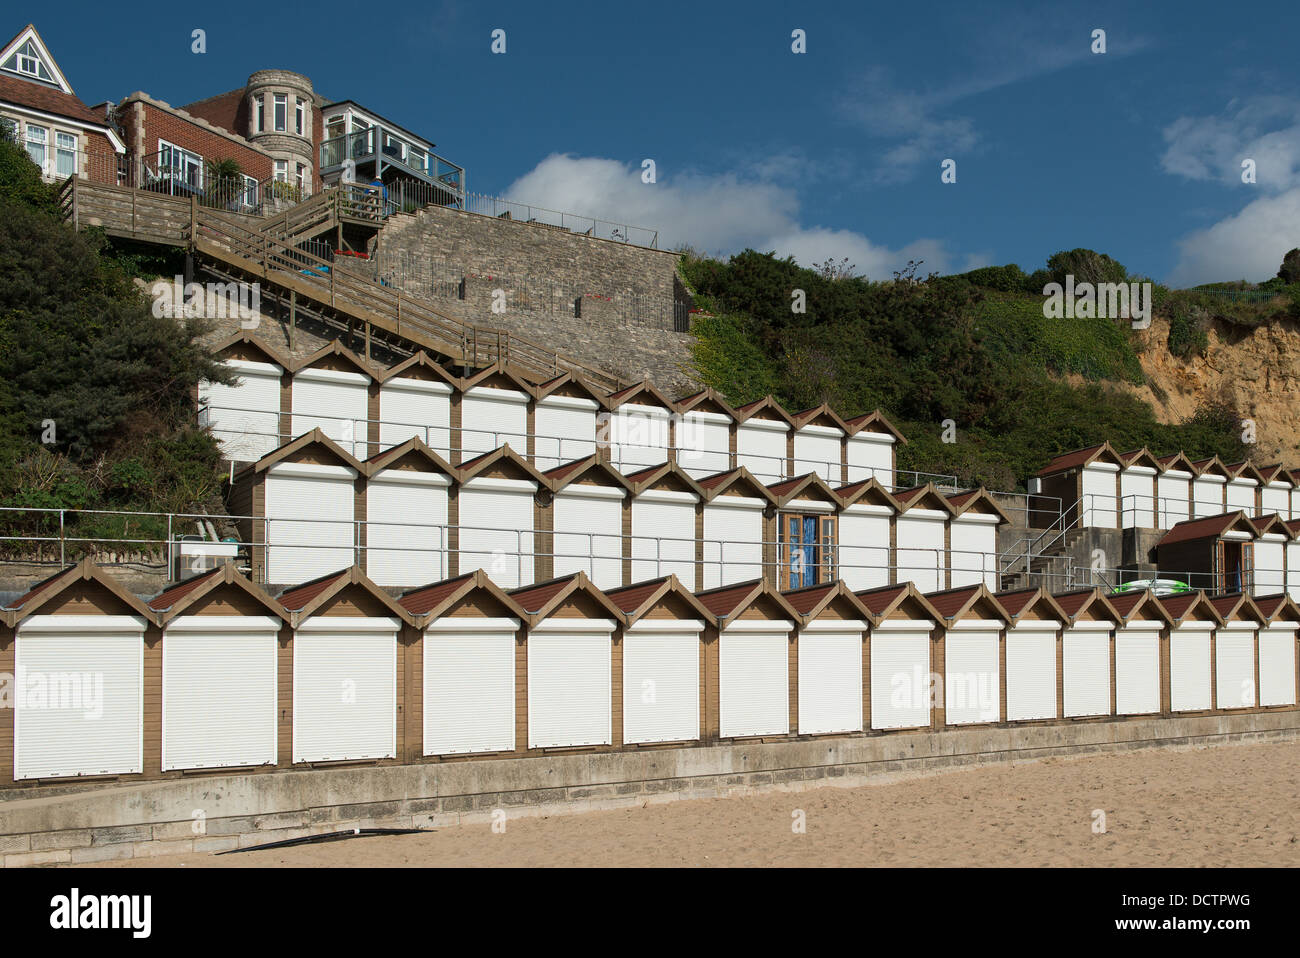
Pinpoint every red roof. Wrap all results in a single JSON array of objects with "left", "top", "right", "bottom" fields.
[
  {"left": 925, "top": 585, "right": 982, "bottom": 619},
  {"left": 508, "top": 575, "right": 582, "bottom": 613},
  {"left": 1052, "top": 590, "right": 1097, "bottom": 618},
  {"left": 695, "top": 468, "right": 742, "bottom": 490},
  {"left": 993, "top": 588, "right": 1038, "bottom": 618},
  {"left": 781, "top": 582, "right": 839, "bottom": 615},
  {"left": 147, "top": 566, "right": 223, "bottom": 610},
  {"left": 0, "top": 72, "right": 110, "bottom": 127},
  {"left": 694, "top": 580, "right": 762, "bottom": 617},
  {"left": 544, "top": 458, "right": 593, "bottom": 482},
  {"left": 1159, "top": 592, "right": 1201, "bottom": 621},
  {"left": 624, "top": 463, "right": 667, "bottom": 484},
  {"left": 892, "top": 486, "right": 926, "bottom": 505},
  {"left": 3, "top": 564, "right": 75, "bottom": 611},
  {"left": 1209, "top": 594, "right": 1247, "bottom": 618},
  {"left": 1157, "top": 513, "right": 1247, "bottom": 546},
  {"left": 398, "top": 572, "right": 476, "bottom": 615},
  {"left": 277, "top": 569, "right": 351, "bottom": 611},
  {"left": 603, "top": 578, "right": 670, "bottom": 614},
  {"left": 1107, "top": 591, "right": 1146, "bottom": 618},
  {"left": 1037, "top": 443, "right": 1111, "bottom": 476},
  {"left": 854, "top": 583, "right": 909, "bottom": 616}
]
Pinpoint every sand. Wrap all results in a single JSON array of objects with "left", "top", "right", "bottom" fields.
[{"left": 89, "top": 741, "right": 1300, "bottom": 867}]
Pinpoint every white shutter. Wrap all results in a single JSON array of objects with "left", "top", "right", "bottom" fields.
[
  {"left": 1288, "top": 543, "right": 1300, "bottom": 601},
  {"left": 1115, "top": 624, "right": 1161, "bottom": 715},
  {"left": 162, "top": 616, "right": 279, "bottom": 771},
  {"left": 365, "top": 472, "right": 449, "bottom": 587},
  {"left": 869, "top": 623, "right": 932, "bottom": 730},
  {"left": 200, "top": 359, "right": 282, "bottom": 461},
  {"left": 838, "top": 507, "right": 890, "bottom": 591},
  {"left": 552, "top": 487, "right": 624, "bottom": 588},
  {"left": 610, "top": 405, "right": 670, "bottom": 470},
  {"left": 457, "top": 478, "right": 536, "bottom": 589},
  {"left": 677, "top": 412, "right": 731, "bottom": 479},
  {"left": 1226, "top": 479, "right": 1258, "bottom": 514},
  {"left": 1120, "top": 468, "right": 1156, "bottom": 528},
  {"left": 719, "top": 622, "right": 791, "bottom": 738},
  {"left": 1063, "top": 625, "right": 1111, "bottom": 717},
  {"left": 701, "top": 498, "right": 765, "bottom": 589},
  {"left": 1005, "top": 622, "right": 1058, "bottom": 721},
  {"left": 461, "top": 387, "right": 529, "bottom": 459},
  {"left": 630, "top": 492, "right": 698, "bottom": 589},
  {"left": 797, "top": 621, "right": 865, "bottom": 734},
  {"left": 1253, "top": 540, "right": 1285, "bottom": 596},
  {"left": 736, "top": 420, "right": 788, "bottom": 483},
  {"left": 950, "top": 517, "right": 998, "bottom": 590},
  {"left": 1259, "top": 625, "right": 1298, "bottom": 707},
  {"left": 423, "top": 617, "right": 519, "bottom": 755},
  {"left": 1170, "top": 625, "right": 1213, "bottom": 711},
  {"left": 1262, "top": 482, "right": 1291, "bottom": 516},
  {"left": 1082, "top": 465, "right": 1118, "bottom": 528},
  {"left": 527, "top": 620, "right": 614, "bottom": 748},
  {"left": 793, "top": 426, "right": 842, "bottom": 484},
  {"left": 1156, "top": 472, "right": 1191, "bottom": 529},
  {"left": 265, "top": 463, "right": 356, "bottom": 585},
  {"left": 378, "top": 378, "right": 451, "bottom": 456},
  {"left": 1215, "top": 625, "right": 1257, "bottom": 710},
  {"left": 896, "top": 511, "right": 945, "bottom": 593},
  {"left": 621, "top": 620, "right": 702, "bottom": 744},
  {"left": 1192, "top": 476, "right": 1226, "bottom": 519},
  {"left": 845, "top": 432, "right": 894, "bottom": 485},
  {"left": 944, "top": 624, "right": 1000, "bottom": 724},
  {"left": 14, "top": 616, "right": 146, "bottom": 780},
  {"left": 291, "top": 367, "right": 370, "bottom": 457},
  {"left": 535, "top": 396, "right": 598, "bottom": 471},
  {"left": 292, "top": 617, "right": 398, "bottom": 763}
]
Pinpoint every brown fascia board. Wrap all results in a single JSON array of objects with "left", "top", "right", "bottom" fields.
[
  {"left": 210, "top": 330, "right": 292, "bottom": 370},
  {"left": 251, "top": 428, "right": 366, "bottom": 475},
  {"left": 456, "top": 445, "right": 548, "bottom": 485},
  {"left": 895, "top": 483, "right": 957, "bottom": 516},
  {"left": 612, "top": 575, "right": 715, "bottom": 626},
  {"left": 290, "top": 340, "right": 376, "bottom": 378},
  {"left": 378, "top": 351, "right": 461, "bottom": 389},
  {"left": 1036, "top": 441, "right": 1121, "bottom": 476},
  {"left": 286, "top": 566, "right": 419, "bottom": 628},
  {"left": 510, "top": 571, "right": 625, "bottom": 625},
  {"left": 698, "top": 467, "right": 779, "bottom": 505},
  {"left": 713, "top": 582, "right": 801, "bottom": 630},
  {"left": 1110, "top": 590, "right": 1175, "bottom": 627},
  {"left": 674, "top": 387, "right": 740, "bottom": 421},
  {"left": 152, "top": 563, "right": 291, "bottom": 625},
  {"left": 853, "top": 581, "right": 943, "bottom": 624},
  {"left": 767, "top": 472, "right": 842, "bottom": 509},
  {"left": 1226, "top": 460, "right": 1267, "bottom": 483},
  {"left": 1189, "top": 456, "right": 1230, "bottom": 478},
  {"left": 624, "top": 461, "right": 706, "bottom": 499},
  {"left": 532, "top": 371, "right": 610, "bottom": 406},
  {"left": 1159, "top": 591, "right": 1226, "bottom": 626},
  {"left": 835, "top": 478, "right": 903, "bottom": 512},
  {"left": 792, "top": 404, "right": 851, "bottom": 433},
  {"left": 460, "top": 362, "right": 537, "bottom": 397},
  {"left": 606, "top": 380, "right": 677, "bottom": 412},
  {"left": 546, "top": 457, "right": 635, "bottom": 495},
  {"left": 399, "top": 569, "right": 528, "bottom": 622},
  {"left": 947, "top": 488, "right": 1013, "bottom": 524},
  {"left": 365, "top": 438, "right": 456, "bottom": 478},
  {"left": 733, "top": 396, "right": 796, "bottom": 427},
  {"left": 1119, "top": 447, "right": 1162, "bottom": 470},
  {"left": 994, "top": 588, "right": 1069, "bottom": 624},
  {"left": 843, "top": 409, "right": 908, "bottom": 444},
  {"left": 5, "top": 557, "right": 158, "bottom": 626}
]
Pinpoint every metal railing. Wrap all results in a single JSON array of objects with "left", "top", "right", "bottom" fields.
[
  {"left": 320, "top": 127, "right": 464, "bottom": 202},
  {"left": 465, "top": 192, "right": 659, "bottom": 249}
]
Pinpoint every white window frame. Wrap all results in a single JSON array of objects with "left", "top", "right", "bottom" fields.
[
  {"left": 295, "top": 97, "right": 305, "bottom": 136},
  {"left": 55, "top": 130, "right": 76, "bottom": 177},
  {"left": 274, "top": 159, "right": 288, "bottom": 183},
  {"left": 24, "top": 122, "right": 46, "bottom": 170},
  {"left": 273, "top": 93, "right": 287, "bottom": 132},
  {"left": 254, "top": 95, "right": 264, "bottom": 133},
  {"left": 158, "top": 138, "right": 203, "bottom": 189}
]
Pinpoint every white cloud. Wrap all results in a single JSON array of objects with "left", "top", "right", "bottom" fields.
[
  {"left": 1160, "top": 97, "right": 1300, "bottom": 192},
  {"left": 504, "top": 154, "right": 966, "bottom": 279},
  {"left": 1166, "top": 187, "right": 1300, "bottom": 287}
]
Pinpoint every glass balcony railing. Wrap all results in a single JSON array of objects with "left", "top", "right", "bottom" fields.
[{"left": 320, "top": 125, "right": 464, "bottom": 194}]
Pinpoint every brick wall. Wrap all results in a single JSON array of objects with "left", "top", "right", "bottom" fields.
[{"left": 123, "top": 99, "right": 272, "bottom": 182}]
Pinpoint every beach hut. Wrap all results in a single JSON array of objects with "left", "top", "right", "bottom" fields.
[
  {"left": 791, "top": 404, "right": 849, "bottom": 486},
  {"left": 843, "top": 410, "right": 904, "bottom": 488},
  {"left": 1247, "top": 515, "right": 1289, "bottom": 597},
  {"left": 603, "top": 381, "right": 675, "bottom": 472},
  {"left": 363, "top": 440, "right": 455, "bottom": 587},
  {"left": 1053, "top": 589, "right": 1118, "bottom": 719},
  {"left": 855, "top": 583, "right": 942, "bottom": 731},
  {"left": 279, "top": 567, "right": 416, "bottom": 765},
  {"left": 783, "top": 581, "right": 871, "bottom": 736},
  {"left": 510, "top": 573, "right": 623, "bottom": 750},
  {"left": 376, "top": 352, "right": 458, "bottom": 458},
  {"left": 2, "top": 560, "right": 156, "bottom": 783},
  {"left": 290, "top": 341, "right": 375, "bottom": 458},
  {"left": 1118, "top": 448, "right": 1161, "bottom": 529},
  {"left": 1189, "top": 457, "right": 1231, "bottom": 519},
  {"left": 946, "top": 489, "right": 1012, "bottom": 591},
  {"left": 1155, "top": 512, "right": 1258, "bottom": 594},
  {"left": 768, "top": 473, "right": 843, "bottom": 590},
  {"left": 1224, "top": 461, "right": 1264, "bottom": 515},
  {"left": 1035, "top": 443, "right": 1122, "bottom": 529},
  {"left": 149, "top": 564, "right": 290, "bottom": 772},
  {"left": 1286, "top": 519, "right": 1300, "bottom": 601},
  {"left": 1106, "top": 590, "right": 1173, "bottom": 716},
  {"left": 625, "top": 462, "right": 704, "bottom": 589},
  {"left": 698, "top": 468, "right": 777, "bottom": 590},
  {"left": 834, "top": 478, "right": 898, "bottom": 592},
  {"left": 926, "top": 585, "right": 1009, "bottom": 726},
  {"left": 199, "top": 332, "right": 289, "bottom": 462},
  {"left": 455, "top": 446, "right": 545, "bottom": 589},
  {"left": 696, "top": 580, "right": 800, "bottom": 741},
  {"left": 1209, "top": 593, "right": 1264, "bottom": 711},
  {"left": 1258, "top": 464, "right": 1294, "bottom": 520},
  {"left": 544, "top": 456, "right": 633, "bottom": 589},
  {"left": 993, "top": 588, "right": 1066, "bottom": 723},
  {"left": 674, "top": 388, "right": 737, "bottom": 480},
  {"left": 1159, "top": 592, "right": 1224, "bottom": 713},
  {"left": 399, "top": 570, "right": 527, "bottom": 758},
  {"left": 733, "top": 396, "right": 794, "bottom": 484},
  {"left": 457, "top": 364, "right": 533, "bottom": 462},
  {"left": 531, "top": 373, "right": 605, "bottom": 472},
  {"left": 1154, "top": 452, "right": 1195, "bottom": 529},
  {"left": 1254, "top": 594, "right": 1300, "bottom": 708},
  {"left": 893, "top": 484, "right": 956, "bottom": 593},
  {"left": 606, "top": 576, "right": 712, "bottom": 746}
]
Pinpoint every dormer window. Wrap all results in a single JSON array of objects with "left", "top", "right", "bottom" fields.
[{"left": 3, "top": 40, "right": 55, "bottom": 83}]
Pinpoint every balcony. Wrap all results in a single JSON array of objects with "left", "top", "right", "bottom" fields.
[{"left": 320, "top": 125, "right": 464, "bottom": 206}]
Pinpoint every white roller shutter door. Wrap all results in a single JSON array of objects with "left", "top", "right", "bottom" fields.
[
  {"left": 1082, "top": 465, "right": 1118, "bottom": 528},
  {"left": 292, "top": 617, "right": 398, "bottom": 763},
  {"left": 1226, "top": 479, "right": 1258, "bottom": 514},
  {"left": 552, "top": 487, "right": 624, "bottom": 588},
  {"left": 1259, "top": 625, "right": 1298, "bottom": 707},
  {"left": 845, "top": 433, "right": 894, "bottom": 485},
  {"left": 1063, "top": 624, "right": 1111, "bottom": 717},
  {"left": 527, "top": 619, "right": 614, "bottom": 748},
  {"left": 461, "top": 387, "right": 529, "bottom": 459},
  {"left": 200, "top": 359, "right": 282, "bottom": 461},
  {"left": 610, "top": 405, "right": 670, "bottom": 471},
  {"left": 1216, "top": 624, "right": 1257, "bottom": 710},
  {"left": 1156, "top": 472, "right": 1191, "bottom": 529},
  {"left": 366, "top": 472, "right": 449, "bottom": 587},
  {"left": 162, "top": 616, "right": 280, "bottom": 771},
  {"left": 457, "top": 478, "right": 536, "bottom": 588},
  {"left": 423, "top": 617, "right": 519, "bottom": 755},
  {"left": 838, "top": 507, "right": 890, "bottom": 591},
  {"left": 1120, "top": 468, "right": 1156, "bottom": 528},
  {"left": 1192, "top": 476, "right": 1226, "bottom": 519},
  {"left": 1005, "top": 622, "right": 1058, "bottom": 721},
  {"left": 677, "top": 412, "right": 731, "bottom": 479},
  {"left": 1115, "top": 623, "right": 1161, "bottom": 715},
  {"left": 378, "top": 378, "right": 451, "bottom": 457},
  {"left": 1170, "top": 625, "right": 1213, "bottom": 711},
  {"left": 630, "top": 492, "right": 698, "bottom": 589},
  {"left": 702, "top": 497, "right": 765, "bottom": 589},
  {"left": 944, "top": 623, "right": 1001, "bottom": 725},
  {"left": 1288, "top": 543, "right": 1300, "bottom": 601},
  {"left": 736, "top": 420, "right": 788, "bottom": 483},
  {"left": 793, "top": 426, "right": 842, "bottom": 485},
  {"left": 719, "top": 621, "right": 791, "bottom": 738},
  {"left": 622, "top": 620, "right": 702, "bottom": 744},
  {"left": 870, "top": 622, "right": 932, "bottom": 730},
  {"left": 896, "top": 511, "right": 945, "bottom": 593},
  {"left": 798, "top": 621, "right": 865, "bottom": 735},
  {"left": 265, "top": 463, "right": 356, "bottom": 585},
  {"left": 534, "top": 396, "right": 598, "bottom": 471},
  {"left": 1253, "top": 539, "right": 1285, "bottom": 596},
  {"left": 949, "top": 517, "right": 999, "bottom": 590},
  {"left": 291, "top": 367, "right": 370, "bottom": 457},
  {"left": 14, "top": 615, "right": 146, "bottom": 780}
]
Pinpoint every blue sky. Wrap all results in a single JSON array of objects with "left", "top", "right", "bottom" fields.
[{"left": 23, "top": 0, "right": 1300, "bottom": 285}]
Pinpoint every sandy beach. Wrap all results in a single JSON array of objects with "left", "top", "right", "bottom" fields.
[{"left": 89, "top": 741, "right": 1300, "bottom": 868}]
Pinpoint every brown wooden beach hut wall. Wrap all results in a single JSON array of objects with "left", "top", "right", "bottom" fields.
[
  {"left": 1155, "top": 512, "right": 1258, "bottom": 594},
  {"left": 0, "top": 560, "right": 157, "bottom": 786},
  {"left": 605, "top": 576, "right": 714, "bottom": 747},
  {"left": 854, "top": 582, "right": 943, "bottom": 732},
  {"left": 398, "top": 570, "right": 528, "bottom": 761},
  {"left": 277, "top": 567, "right": 418, "bottom": 767},
  {"left": 783, "top": 581, "right": 872, "bottom": 736},
  {"left": 993, "top": 588, "right": 1068, "bottom": 723}
]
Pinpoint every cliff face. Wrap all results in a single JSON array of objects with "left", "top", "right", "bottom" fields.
[{"left": 1120, "top": 315, "right": 1300, "bottom": 464}]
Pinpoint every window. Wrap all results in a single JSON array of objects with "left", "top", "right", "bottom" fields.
[
  {"left": 254, "top": 96, "right": 264, "bottom": 133},
  {"left": 295, "top": 98, "right": 305, "bottom": 136},
  {"left": 24, "top": 123, "right": 46, "bottom": 169},
  {"left": 274, "top": 159, "right": 288, "bottom": 182},
  {"left": 241, "top": 174, "right": 258, "bottom": 208},
  {"left": 55, "top": 131, "right": 76, "bottom": 176},
  {"left": 158, "top": 140, "right": 203, "bottom": 189},
  {"left": 3, "top": 40, "right": 55, "bottom": 83},
  {"left": 1215, "top": 540, "right": 1253, "bottom": 594},
  {"left": 0, "top": 115, "right": 18, "bottom": 144},
  {"left": 273, "top": 94, "right": 286, "bottom": 132},
  {"left": 295, "top": 163, "right": 306, "bottom": 191},
  {"left": 780, "top": 513, "right": 836, "bottom": 589}
]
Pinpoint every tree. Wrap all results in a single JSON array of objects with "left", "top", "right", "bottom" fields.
[
  {"left": 1278, "top": 248, "right": 1300, "bottom": 285},
  {"left": 813, "top": 256, "right": 856, "bottom": 281},
  {"left": 1045, "top": 248, "right": 1129, "bottom": 288}
]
